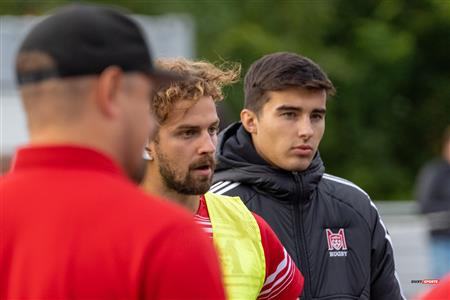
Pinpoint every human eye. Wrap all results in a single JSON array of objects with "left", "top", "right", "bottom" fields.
[
  {"left": 208, "top": 125, "right": 219, "bottom": 136},
  {"left": 280, "top": 111, "right": 297, "bottom": 119},
  {"left": 179, "top": 129, "right": 197, "bottom": 139},
  {"left": 311, "top": 113, "right": 324, "bottom": 122}
]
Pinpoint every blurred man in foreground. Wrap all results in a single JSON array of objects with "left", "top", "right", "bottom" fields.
[{"left": 0, "top": 4, "right": 225, "bottom": 299}]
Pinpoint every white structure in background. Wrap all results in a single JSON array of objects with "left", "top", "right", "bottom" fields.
[{"left": 0, "top": 14, "right": 195, "bottom": 155}]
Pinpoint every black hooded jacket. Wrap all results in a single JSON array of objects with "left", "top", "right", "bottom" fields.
[{"left": 212, "top": 122, "right": 405, "bottom": 300}]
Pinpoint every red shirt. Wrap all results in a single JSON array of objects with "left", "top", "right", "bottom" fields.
[
  {"left": 414, "top": 274, "right": 450, "bottom": 300},
  {"left": 0, "top": 145, "right": 225, "bottom": 299},
  {"left": 195, "top": 195, "right": 304, "bottom": 299}
]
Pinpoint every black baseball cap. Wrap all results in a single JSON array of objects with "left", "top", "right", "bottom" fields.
[{"left": 16, "top": 4, "right": 181, "bottom": 85}]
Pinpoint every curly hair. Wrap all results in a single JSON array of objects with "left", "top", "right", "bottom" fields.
[{"left": 152, "top": 58, "right": 240, "bottom": 124}]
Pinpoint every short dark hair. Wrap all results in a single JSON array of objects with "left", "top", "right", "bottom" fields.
[{"left": 244, "top": 52, "right": 336, "bottom": 113}]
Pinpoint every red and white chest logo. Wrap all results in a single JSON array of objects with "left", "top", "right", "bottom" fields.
[{"left": 326, "top": 228, "right": 347, "bottom": 251}]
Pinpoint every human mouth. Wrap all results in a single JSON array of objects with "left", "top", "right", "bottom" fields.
[
  {"left": 190, "top": 158, "right": 215, "bottom": 177},
  {"left": 192, "top": 166, "right": 212, "bottom": 177},
  {"left": 291, "top": 145, "right": 313, "bottom": 156}
]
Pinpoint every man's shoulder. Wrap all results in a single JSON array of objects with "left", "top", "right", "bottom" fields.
[
  {"left": 209, "top": 180, "right": 256, "bottom": 203},
  {"left": 115, "top": 183, "right": 194, "bottom": 225},
  {"left": 102, "top": 186, "right": 201, "bottom": 245},
  {"left": 423, "top": 159, "right": 450, "bottom": 177},
  {"left": 2, "top": 168, "right": 199, "bottom": 246},
  {"left": 205, "top": 190, "right": 256, "bottom": 218},
  {"left": 320, "top": 173, "right": 374, "bottom": 214},
  {"left": 321, "top": 173, "right": 371, "bottom": 199},
  {"left": 71, "top": 170, "right": 198, "bottom": 231}
]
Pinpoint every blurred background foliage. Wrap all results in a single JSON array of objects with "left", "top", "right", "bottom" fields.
[{"left": 1, "top": 0, "right": 449, "bottom": 200}]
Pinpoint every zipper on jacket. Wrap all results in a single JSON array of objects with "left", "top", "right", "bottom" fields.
[{"left": 292, "top": 172, "right": 311, "bottom": 299}]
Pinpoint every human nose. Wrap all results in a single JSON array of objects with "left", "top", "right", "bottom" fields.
[
  {"left": 297, "top": 117, "right": 314, "bottom": 139},
  {"left": 198, "top": 131, "right": 217, "bottom": 154}
]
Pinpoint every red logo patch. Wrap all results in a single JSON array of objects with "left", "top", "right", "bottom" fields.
[{"left": 326, "top": 228, "right": 347, "bottom": 251}]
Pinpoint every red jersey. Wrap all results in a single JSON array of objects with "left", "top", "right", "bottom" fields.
[
  {"left": 0, "top": 145, "right": 225, "bottom": 299},
  {"left": 195, "top": 195, "right": 304, "bottom": 299}
]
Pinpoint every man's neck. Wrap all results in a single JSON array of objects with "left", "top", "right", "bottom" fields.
[{"left": 161, "top": 189, "right": 200, "bottom": 214}]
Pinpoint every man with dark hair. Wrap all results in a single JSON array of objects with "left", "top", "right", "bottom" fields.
[
  {"left": 142, "top": 57, "right": 303, "bottom": 300},
  {"left": 0, "top": 4, "right": 225, "bottom": 299},
  {"left": 213, "top": 52, "right": 405, "bottom": 299}
]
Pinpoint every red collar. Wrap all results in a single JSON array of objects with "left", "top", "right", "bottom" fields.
[
  {"left": 10, "top": 145, "right": 125, "bottom": 177},
  {"left": 195, "top": 194, "right": 209, "bottom": 217}
]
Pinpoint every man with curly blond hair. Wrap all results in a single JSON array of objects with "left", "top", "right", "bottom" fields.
[{"left": 142, "top": 58, "right": 304, "bottom": 300}]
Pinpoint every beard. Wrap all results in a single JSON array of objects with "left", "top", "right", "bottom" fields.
[{"left": 156, "top": 151, "right": 216, "bottom": 195}]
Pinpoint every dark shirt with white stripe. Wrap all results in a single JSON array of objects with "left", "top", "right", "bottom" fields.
[{"left": 213, "top": 122, "right": 406, "bottom": 300}]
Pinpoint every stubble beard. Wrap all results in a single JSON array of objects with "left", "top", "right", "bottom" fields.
[{"left": 157, "top": 151, "right": 215, "bottom": 195}]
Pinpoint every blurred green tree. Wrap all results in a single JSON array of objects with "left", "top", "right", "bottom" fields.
[{"left": 2, "top": 0, "right": 448, "bottom": 200}]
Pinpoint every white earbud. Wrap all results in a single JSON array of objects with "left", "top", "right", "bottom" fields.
[{"left": 143, "top": 147, "right": 154, "bottom": 161}]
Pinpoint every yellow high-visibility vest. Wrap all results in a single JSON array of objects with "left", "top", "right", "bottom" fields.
[{"left": 204, "top": 192, "right": 266, "bottom": 300}]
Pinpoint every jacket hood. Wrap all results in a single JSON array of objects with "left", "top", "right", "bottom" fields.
[{"left": 214, "top": 122, "right": 324, "bottom": 201}]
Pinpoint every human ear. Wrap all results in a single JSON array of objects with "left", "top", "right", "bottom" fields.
[
  {"left": 240, "top": 109, "right": 258, "bottom": 134},
  {"left": 95, "top": 66, "right": 123, "bottom": 118},
  {"left": 145, "top": 139, "right": 159, "bottom": 162},
  {"left": 144, "top": 146, "right": 154, "bottom": 161}
]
